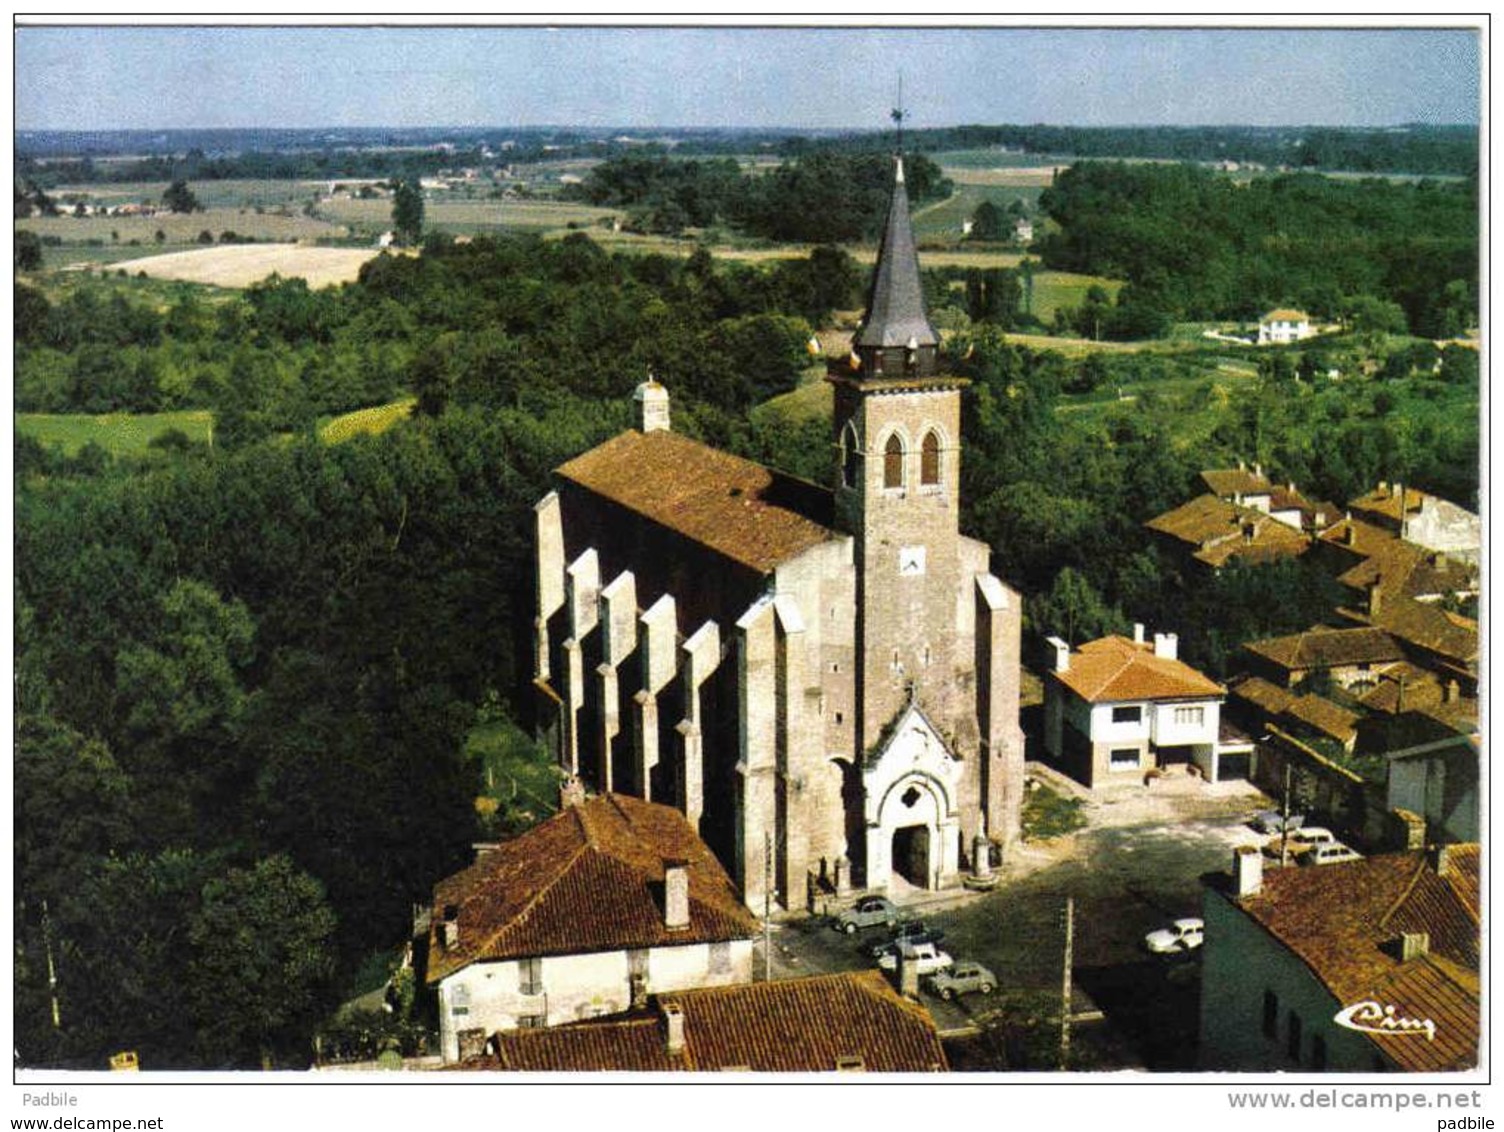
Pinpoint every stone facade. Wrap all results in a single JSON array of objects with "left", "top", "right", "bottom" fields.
[{"left": 532, "top": 159, "right": 1025, "bottom": 909}]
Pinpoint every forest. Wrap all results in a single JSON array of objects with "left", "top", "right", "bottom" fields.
[{"left": 13, "top": 160, "right": 1480, "bottom": 1068}]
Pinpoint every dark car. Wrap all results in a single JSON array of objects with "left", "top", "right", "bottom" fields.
[{"left": 867, "top": 921, "right": 945, "bottom": 959}]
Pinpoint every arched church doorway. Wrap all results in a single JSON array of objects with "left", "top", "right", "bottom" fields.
[{"left": 892, "top": 824, "right": 930, "bottom": 888}]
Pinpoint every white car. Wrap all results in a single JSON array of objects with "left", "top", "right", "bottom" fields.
[
  {"left": 1265, "top": 826, "right": 1337, "bottom": 859},
  {"left": 877, "top": 941, "right": 953, "bottom": 975},
  {"left": 1300, "top": 843, "right": 1364, "bottom": 867},
  {"left": 1144, "top": 918, "right": 1204, "bottom": 954}
]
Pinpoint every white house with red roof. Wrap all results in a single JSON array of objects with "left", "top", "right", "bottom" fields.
[
  {"left": 1257, "top": 308, "right": 1315, "bottom": 345},
  {"left": 1043, "top": 625, "right": 1247, "bottom": 787},
  {"left": 424, "top": 792, "right": 759, "bottom": 1062}
]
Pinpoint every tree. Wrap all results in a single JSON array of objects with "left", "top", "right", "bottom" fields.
[
  {"left": 969, "top": 200, "right": 1007, "bottom": 241},
  {"left": 15, "top": 229, "right": 43, "bottom": 271},
  {"left": 188, "top": 855, "right": 338, "bottom": 1068},
  {"left": 392, "top": 179, "right": 424, "bottom": 246},
  {"left": 1033, "top": 567, "right": 1124, "bottom": 646},
  {"left": 161, "top": 180, "right": 201, "bottom": 214}
]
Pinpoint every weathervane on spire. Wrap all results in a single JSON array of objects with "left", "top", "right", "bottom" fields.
[{"left": 890, "top": 73, "right": 905, "bottom": 155}]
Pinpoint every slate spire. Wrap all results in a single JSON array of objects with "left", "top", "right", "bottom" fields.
[{"left": 853, "top": 156, "right": 940, "bottom": 376}]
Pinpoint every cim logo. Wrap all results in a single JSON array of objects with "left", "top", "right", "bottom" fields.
[{"left": 1333, "top": 1001, "right": 1437, "bottom": 1042}]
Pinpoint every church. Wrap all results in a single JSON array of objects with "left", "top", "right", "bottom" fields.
[{"left": 532, "top": 156, "right": 1026, "bottom": 911}]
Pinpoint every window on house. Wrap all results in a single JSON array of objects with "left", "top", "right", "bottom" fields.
[
  {"left": 1109, "top": 748, "right": 1140, "bottom": 770},
  {"left": 1111, "top": 705, "right": 1142, "bottom": 724},
  {"left": 709, "top": 941, "right": 731, "bottom": 974},
  {"left": 449, "top": 983, "right": 470, "bottom": 1017},
  {"left": 517, "top": 1014, "right": 545, "bottom": 1030},
  {"left": 1263, "top": 991, "right": 1278, "bottom": 1038},
  {"left": 1287, "top": 1011, "right": 1302, "bottom": 1061},
  {"left": 920, "top": 430, "right": 941, "bottom": 486},
  {"left": 835, "top": 1055, "right": 867, "bottom": 1072},
  {"left": 884, "top": 434, "right": 905, "bottom": 489},
  {"left": 519, "top": 957, "right": 543, "bottom": 996},
  {"left": 1173, "top": 706, "right": 1205, "bottom": 726}
]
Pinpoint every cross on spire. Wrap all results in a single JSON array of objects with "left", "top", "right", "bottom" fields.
[{"left": 890, "top": 74, "right": 905, "bottom": 155}]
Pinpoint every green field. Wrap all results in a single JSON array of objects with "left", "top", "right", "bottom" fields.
[
  {"left": 1027, "top": 271, "right": 1124, "bottom": 323},
  {"left": 19, "top": 207, "right": 348, "bottom": 253},
  {"left": 912, "top": 183, "right": 1043, "bottom": 243},
  {"left": 16, "top": 410, "right": 215, "bottom": 456},
  {"left": 319, "top": 399, "right": 416, "bottom": 444},
  {"left": 466, "top": 715, "right": 559, "bottom": 835},
  {"left": 315, "top": 195, "right": 621, "bottom": 236}
]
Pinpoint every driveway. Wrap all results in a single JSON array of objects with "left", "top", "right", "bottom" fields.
[{"left": 766, "top": 769, "right": 1270, "bottom": 1071}]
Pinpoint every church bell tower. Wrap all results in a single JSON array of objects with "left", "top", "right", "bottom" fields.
[{"left": 829, "top": 155, "right": 970, "bottom": 755}]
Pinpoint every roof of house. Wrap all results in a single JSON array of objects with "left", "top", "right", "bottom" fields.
[
  {"left": 1231, "top": 848, "right": 1480, "bottom": 1072},
  {"left": 1282, "top": 693, "right": 1362, "bottom": 745},
  {"left": 556, "top": 429, "right": 839, "bottom": 575},
  {"left": 1348, "top": 483, "right": 1432, "bottom": 525},
  {"left": 1261, "top": 308, "right": 1310, "bottom": 323},
  {"left": 1052, "top": 634, "right": 1224, "bottom": 704},
  {"left": 1356, "top": 665, "right": 1444, "bottom": 715},
  {"left": 1244, "top": 626, "right": 1404, "bottom": 673},
  {"left": 1317, "top": 515, "right": 1403, "bottom": 559},
  {"left": 1344, "top": 597, "right": 1478, "bottom": 668},
  {"left": 467, "top": 971, "right": 949, "bottom": 1073},
  {"left": 1145, "top": 494, "right": 1311, "bottom": 567},
  {"left": 1335, "top": 538, "right": 1477, "bottom": 602},
  {"left": 1201, "top": 467, "right": 1273, "bottom": 499},
  {"left": 1267, "top": 485, "right": 1337, "bottom": 528},
  {"left": 426, "top": 794, "right": 760, "bottom": 984},
  {"left": 1227, "top": 674, "right": 1296, "bottom": 717}
]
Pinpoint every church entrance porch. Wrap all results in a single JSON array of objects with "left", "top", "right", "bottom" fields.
[{"left": 861, "top": 702, "right": 964, "bottom": 894}]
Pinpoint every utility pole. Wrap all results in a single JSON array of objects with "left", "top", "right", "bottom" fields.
[
  {"left": 1059, "top": 896, "right": 1074, "bottom": 1070},
  {"left": 42, "top": 899, "right": 61, "bottom": 1030},
  {"left": 1280, "top": 762, "right": 1293, "bottom": 867}
]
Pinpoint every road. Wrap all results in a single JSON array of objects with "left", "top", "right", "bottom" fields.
[{"left": 765, "top": 771, "right": 1271, "bottom": 1071}]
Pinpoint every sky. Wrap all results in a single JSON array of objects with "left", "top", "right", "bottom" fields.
[{"left": 14, "top": 23, "right": 1482, "bottom": 132}]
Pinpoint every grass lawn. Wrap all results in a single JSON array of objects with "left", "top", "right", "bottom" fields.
[
  {"left": 1021, "top": 783, "right": 1088, "bottom": 841},
  {"left": 466, "top": 715, "right": 559, "bottom": 836},
  {"left": 912, "top": 182, "right": 1043, "bottom": 243},
  {"left": 320, "top": 399, "right": 417, "bottom": 444},
  {"left": 16, "top": 409, "right": 214, "bottom": 457},
  {"left": 1027, "top": 271, "right": 1124, "bottom": 324}
]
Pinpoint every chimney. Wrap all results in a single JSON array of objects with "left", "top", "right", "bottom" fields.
[
  {"left": 1238, "top": 459, "right": 1246, "bottom": 471},
  {"left": 1367, "top": 578, "right": 1383, "bottom": 618},
  {"left": 662, "top": 1001, "right": 686, "bottom": 1055},
  {"left": 1046, "top": 636, "right": 1071, "bottom": 673},
  {"left": 1242, "top": 520, "right": 1257, "bottom": 545},
  {"left": 472, "top": 842, "right": 501, "bottom": 863},
  {"left": 1395, "top": 674, "right": 1405, "bottom": 714},
  {"left": 1233, "top": 845, "right": 1263, "bottom": 897},
  {"left": 898, "top": 946, "right": 920, "bottom": 999},
  {"left": 1399, "top": 931, "right": 1430, "bottom": 962},
  {"left": 634, "top": 377, "right": 671, "bottom": 434},
  {"left": 663, "top": 860, "right": 690, "bottom": 930},
  {"left": 1344, "top": 522, "right": 1357, "bottom": 547},
  {"left": 1445, "top": 679, "right": 1460, "bottom": 704},
  {"left": 1253, "top": 462, "right": 1263, "bottom": 480},
  {"left": 559, "top": 774, "right": 586, "bottom": 809},
  {"left": 1153, "top": 633, "right": 1178, "bottom": 661},
  {"left": 1133, "top": 623, "right": 1145, "bottom": 646},
  {"left": 1429, "top": 844, "right": 1453, "bottom": 874},
  {"left": 441, "top": 904, "right": 460, "bottom": 949}
]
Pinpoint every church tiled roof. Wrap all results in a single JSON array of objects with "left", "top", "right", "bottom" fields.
[
  {"left": 556, "top": 429, "right": 839, "bottom": 574},
  {"left": 465, "top": 971, "right": 949, "bottom": 1073},
  {"left": 426, "top": 794, "right": 759, "bottom": 984}
]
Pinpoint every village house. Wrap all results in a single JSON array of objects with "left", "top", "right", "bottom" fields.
[
  {"left": 1336, "top": 592, "right": 1478, "bottom": 696},
  {"left": 532, "top": 157, "right": 1026, "bottom": 909},
  {"left": 1241, "top": 625, "right": 1406, "bottom": 692},
  {"left": 1256, "top": 308, "right": 1315, "bottom": 345},
  {"left": 462, "top": 971, "right": 949, "bottom": 1072},
  {"left": 1144, "top": 492, "right": 1312, "bottom": 570},
  {"left": 1199, "top": 845, "right": 1479, "bottom": 1072},
  {"left": 1199, "top": 463, "right": 1334, "bottom": 533},
  {"left": 1316, "top": 515, "right": 1478, "bottom": 607},
  {"left": 1347, "top": 482, "right": 1481, "bottom": 567},
  {"left": 1013, "top": 217, "right": 1034, "bottom": 243},
  {"left": 424, "top": 792, "right": 760, "bottom": 1063},
  {"left": 1375, "top": 717, "right": 1479, "bottom": 845},
  {"left": 1042, "top": 626, "right": 1252, "bottom": 785}
]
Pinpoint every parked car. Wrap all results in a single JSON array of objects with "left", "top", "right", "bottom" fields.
[
  {"left": 1144, "top": 917, "right": 1205, "bottom": 954},
  {"left": 877, "top": 941, "right": 953, "bottom": 975},
  {"left": 1300, "top": 842, "right": 1364, "bottom": 867},
  {"left": 1264, "top": 825, "right": 1336, "bottom": 859},
  {"left": 867, "top": 921, "right": 945, "bottom": 959},
  {"left": 924, "top": 961, "right": 996, "bottom": 1000},
  {"left": 1251, "top": 810, "right": 1305, "bottom": 835},
  {"left": 833, "top": 895, "right": 900, "bottom": 934}
]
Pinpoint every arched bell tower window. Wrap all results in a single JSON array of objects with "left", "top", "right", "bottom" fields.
[
  {"left": 920, "top": 430, "right": 941, "bottom": 486},
  {"left": 840, "top": 422, "right": 860, "bottom": 489},
  {"left": 884, "top": 433, "right": 905, "bottom": 489}
]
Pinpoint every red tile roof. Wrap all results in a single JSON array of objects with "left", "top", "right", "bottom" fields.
[
  {"left": 1227, "top": 673, "right": 1296, "bottom": 717},
  {"left": 467, "top": 971, "right": 949, "bottom": 1073},
  {"left": 1244, "top": 626, "right": 1403, "bottom": 673},
  {"left": 1335, "top": 537, "right": 1477, "bottom": 602},
  {"left": 1281, "top": 694, "right": 1361, "bottom": 745},
  {"left": 427, "top": 794, "right": 759, "bottom": 984},
  {"left": 556, "top": 429, "right": 838, "bottom": 574},
  {"left": 1145, "top": 494, "right": 1311, "bottom": 567},
  {"left": 1201, "top": 468, "right": 1273, "bottom": 499},
  {"left": 1053, "top": 635, "right": 1224, "bottom": 704},
  {"left": 1233, "top": 849, "right": 1480, "bottom": 1072},
  {"left": 1344, "top": 597, "right": 1478, "bottom": 668}
]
